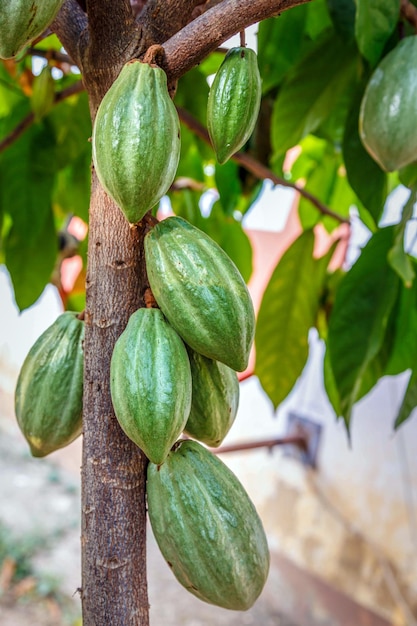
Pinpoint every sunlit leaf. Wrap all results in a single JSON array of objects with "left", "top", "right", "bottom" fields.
[
  {"left": 327, "top": 227, "right": 399, "bottom": 429},
  {"left": 255, "top": 230, "right": 333, "bottom": 408}
]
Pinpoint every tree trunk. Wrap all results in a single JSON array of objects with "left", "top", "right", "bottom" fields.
[{"left": 82, "top": 172, "right": 150, "bottom": 625}]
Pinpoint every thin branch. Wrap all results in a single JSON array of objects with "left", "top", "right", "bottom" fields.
[
  {"left": 401, "top": 0, "right": 417, "bottom": 32},
  {"left": 51, "top": 0, "right": 88, "bottom": 68},
  {"left": 26, "top": 47, "right": 73, "bottom": 66},
  {"left": 162, "top": 0, "right": 312, "bottom": 81},
  {"left": 177, "top": 106, "right": 350, "bottom": 224},
  {"left": 0, "top": 81, "right": 84, "bottom": 153}
]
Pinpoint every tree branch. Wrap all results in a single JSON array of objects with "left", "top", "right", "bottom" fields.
[
  {"left": 162, "top": 0, "right": 312, "bottom": 81},
  {"left": 26, "top": 47, "right": 73, "bottom": 66},
  {"left": 51, "top": 0, "right": 88, "bottom": 68},
  {"left": 177, "top": 106, "right": 350, "bottom": 224},
  {"left": 0, "top": 81, "right": 84, "bottom": 153},
  {"left": 139, "top": 0, "right": 204, "bottom": 44}
]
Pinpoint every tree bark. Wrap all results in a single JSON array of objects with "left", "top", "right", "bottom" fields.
[{"left": 82, "top": 175, "right": 151, "bottom": 626}]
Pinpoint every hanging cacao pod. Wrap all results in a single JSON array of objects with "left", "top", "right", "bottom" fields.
[
  {"left": 14, "top": 311, "right": 84, "bottom": 457},
  {"left": 184, "top": 348, "right": 239, "bottom": 447},
  {"left": 144, "top": 216, "right": 255, "bottom": 372},
  {"left": 0, "top": 0, "right": 64, "bottom": 60},
  {"left": 110, "top": 307, "right": 192, "bottom": 464},
  {"left": 147, "top": 439, "right": 270, "bottom": 610},
  {"left": 92, "top": 60, "right": 181, "bottom": 224},
  {"left": 359, "top": 36, "right": 417, "bottom": 172},
  {"left": 207, "top": 47, "right": 262, "bottom": 164}
]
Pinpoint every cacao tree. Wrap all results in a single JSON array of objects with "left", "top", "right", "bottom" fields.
[{"left": 1, "top": 0, "right": 417, "bottom": 624}]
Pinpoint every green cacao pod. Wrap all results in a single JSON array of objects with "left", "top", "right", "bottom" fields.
[
  {"left": 359, "top": 37, "right": 417, "bottom": 172},
  {"left": 144, "top": 216, "right": 255, "bottom": 372},
  {"left": 14, "top": 311, "right": 84, "bottom": 457},
  {"left": 0, "top": 0, "right": 64, "bottom": 60},
  {"left": 147, "top": 439, "right": 270, "bottom": 610},
  {"left": 207, "top": 47, "right": 262, "bottom": 164},
  {"left": 110, "top": 307, "right": 192, "bottom": 464},
  {"left": 92, "top": 60, "right": 181, "bottom": 224},
  {"left": 184, "top": 348, "right": 239, "bottom": 447}
]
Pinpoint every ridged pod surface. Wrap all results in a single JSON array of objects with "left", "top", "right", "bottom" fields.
[
  {"left": 359, "top": 37, "right": 417, "bottom": 172},
  {"left": 14, "top": 312, "right": 84, "bottom": 457},
  {"left": 0, "top": 0, "right": 64, "bottom": 59},
  {"left": 92, "top": 60, "right": 181, "bottom": 224},
  {"left": 207, "top": 47, "right": 262, "bottom": 164},
  {"left": 144, "top": 216, "right": 255, "bottom": 372},
  {"left": 147, "top": 440, "right": 270, "bottom": 610},
  {"left": 110, "top": 308, "right": 192, "bottom": 464},
  {"left": 184, "top": 348, "right": 239, "bottom": 447}
]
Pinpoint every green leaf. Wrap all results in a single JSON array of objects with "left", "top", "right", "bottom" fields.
[
  {"left": 323, "top": 345, "right": 342, "bottom": 417},
  {"left": 53, "top": 151, "right": 91, "bottom": 223},
  {"left": 326, "top": 0, "right": 356, "bottom": 39},
  {"left": 327, "top": 227, "right": 399, "bottom": 429},
  {"left": 47, "top": 92, "right": 91, "bottom": 169},
  {"left": 385, "top": 276, "right": 417, "bottom": 375},
  {"left": 5, "top": 208, "right": 57, "bottom": 310},
  {"left": 176, "top": 67, "right": 209, "bottom": 127},
  {"left": 342, "top": 84, "right": 387, "bottom": 224},
  {"left": 395, "top": 370, "right": 417, "bottom": 429},
  {"left": 0, "top": 104, "right": 58, "bottom": 309},
  {"left": 305, "top": 0, "right": 333, "bottom": 39},
  {"left": 388, "top": 188, "right": 416, "bottom": 286},
  {"left": 257, "top": 8, "right": 308, "bottom": 94},
  {"left": 255, "top": 230, "right": 331, "bottom": 409},
  {"left": 355, "top": 0, "right": 400, "bottom": 65},
  {"left": 296, "top": 142, "right": 354, "bottom": 230},
  {"left": 399, "top": 161, "right": 417, "bottom": 189},
  {"left": 271, "top": 33, "right": 358, "bottom": 159},
  {"left": 177, "top": 125, "right": 205, "bottom": 182},
  {"left": 0, "top": 64, "right": 26, "bottom": 117},
  {"left": 215, "top": 160, "right": 242, "bottom": 217}
]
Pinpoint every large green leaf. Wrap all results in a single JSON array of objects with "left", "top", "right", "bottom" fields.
[
  {"left": 342, "top": 85, "right": 387, "bottom": 224},
  {"left": 327, "top": 227, "right": 399, "bottom": 428},
  {"left": 0, "top": 104, "right": 58, "bottom": 309},
  {"left": 271, "top": 33, "right": 357, "bottom": 159},
  {"left": 257, "top": 8, "right": 308, "bottom": 94},
  {"left": 355, "top": 0, "right": 400, "bottom": 65},
  {"left": 326, "top": 0, "right": 356, "bottom": 39},
  {"left": 305, "top": 0, "right": 333, "bottom": 39},
  {"left": 255, "top": 230, "right": 332, "bottom": 409},
  {"left": 4, "top": 208, "right": 57, "bottom": 310}
]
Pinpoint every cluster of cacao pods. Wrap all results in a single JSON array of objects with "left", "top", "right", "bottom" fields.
[{"left": 109, "top": 213, "right": 268, "bottom": 609}]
